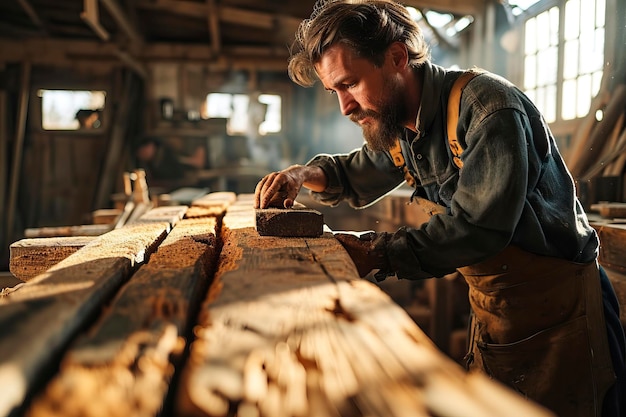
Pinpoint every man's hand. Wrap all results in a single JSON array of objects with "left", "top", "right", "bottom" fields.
[
  {"left": 333, "top": 231, "right": 390, "bottom": 278},
  {"left": 255, "top": 167, "right": 304, "bottom": 209},
  {"left": 254, "top": 165, "right": 328, "bottom": 209}
]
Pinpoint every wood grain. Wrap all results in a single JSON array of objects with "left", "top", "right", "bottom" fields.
[
  {"left": 0, "top": 222, "right": 171, "bottom": 417},
  {"left": 27, "top": 217, "right": 219, "bottom": 417},
  {"left": 9, "top": 236, "right": 96, "bottom": 281},
  {"left": 175, "top": 196, "right": 554, "bottom": 417}
]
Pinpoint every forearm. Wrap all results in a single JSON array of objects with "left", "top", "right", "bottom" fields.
[
  {"left": 306, "top": 149, "right": 405, "bottom": 208},
  {"left": 300, "top": 165, "right": 328, "bottom": 192}
]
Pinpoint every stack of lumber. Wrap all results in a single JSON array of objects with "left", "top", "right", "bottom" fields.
[
  {"left": 1, "top": 192, "right": 555, "bottom": 417},
  {"left": 22, "top": 169, "right": 153, "bottom": 239},
  {"left": 9, "top": 236, "right": 96, "bottom": 281}
]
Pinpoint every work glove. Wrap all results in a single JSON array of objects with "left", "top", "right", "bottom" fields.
[{"left": 333, "top": 231, "right": 392, "bottom": 278}]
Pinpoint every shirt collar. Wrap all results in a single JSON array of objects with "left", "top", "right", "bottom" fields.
[{"left": 414, "top": 61, "right": 447, "bottom": 139}]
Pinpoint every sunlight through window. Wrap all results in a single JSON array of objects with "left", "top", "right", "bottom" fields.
[{"left": 39, "top": 89, "right": 106, "bottom": 130}]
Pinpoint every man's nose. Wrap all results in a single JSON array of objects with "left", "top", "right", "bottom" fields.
[{"left": 337, "top": 91, "right": 357, "bottom": 116}]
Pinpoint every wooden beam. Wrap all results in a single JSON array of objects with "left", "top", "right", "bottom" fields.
[
  {"left": 140, "top": 0, "right": 302, "bottom": 31},
  {"left": 94, "top": 71, "right": 135, "bottom": 209},
  {"left": 175, "top": 195, "right": 554, "bottom": 417},
  {"left": 23, "top": 224, "right": 114, "bottom": 238},
  {"left": 5, "top": 62, "right": 30, "bottom": 256},
  {"left": 0, "top": 221, "right": 171, "bottom": 417},
  {"left": 80, "top": 0, "right": 110, "bottom": 41},
  {"left": 149, "top": 0, "right": 206, "bottom": 17},
  {"left": 206, "top": 0, "right": 221, "bottom": 56},
  {"left": 0, "top": 38, "right": 290, "bottom": 71},
  {"left": 100, "top": 0, "right": 144, "bottom": 48},
  {"left": 27, "top": 217, "right": 219, "bottom": 417},
  {"left": 402, "top": 0, "right": 480, "bottom": 16},
  {"left": 218, "top": 5, "right": 274, "bottom": 29},
  {"left": 114, "top": 49, "right": 147, "bottom": 78},
  {"left": 17, "top": 0, "right": 47, "bottom": 33},
  {"left": 419, "top": 7, "right": 459, "bottom": 50},
  {"left": 9, "top": 236, "right": 96, "bottom": 281},
  {"left": 0, "top": 91, "right": 7, "bottom": 266}
]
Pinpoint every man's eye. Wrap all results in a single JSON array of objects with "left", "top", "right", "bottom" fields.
[
  {"left": 328, "top": 90, "right": 337, "bottom": 95},
  {"left": 346, "top": 83, "right": 356, "bottom": 89}
]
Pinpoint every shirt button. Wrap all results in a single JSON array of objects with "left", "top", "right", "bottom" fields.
[{"left": 416, "top": 154, "right": 423, "bottom": 160}]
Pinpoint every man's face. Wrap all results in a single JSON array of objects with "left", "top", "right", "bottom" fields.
[{"left": 315, "top": 43, "right": 407, "bottom": 152}]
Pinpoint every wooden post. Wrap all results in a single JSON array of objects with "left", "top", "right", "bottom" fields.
[
  {"left": 94, "top": 70, "right": 134, "bottom": 209},
  {"left": 5, "top": 62, "right": 31, "bottom": 256},
  {"left": 0, "top": 90, "right": 8, "bottom": 267}
]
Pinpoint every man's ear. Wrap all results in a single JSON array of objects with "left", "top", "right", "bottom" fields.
[{"left": 387, "top": 42, "right": 409, "bottom": 69}]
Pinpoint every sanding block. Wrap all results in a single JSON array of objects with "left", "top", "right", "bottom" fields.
[{"left": 255, "top": 207, "right": 324, "bottom": 237}]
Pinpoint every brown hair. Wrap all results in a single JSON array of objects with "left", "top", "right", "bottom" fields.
[{"left": 288, "top": 0, "right": 430, "bottom": 87}]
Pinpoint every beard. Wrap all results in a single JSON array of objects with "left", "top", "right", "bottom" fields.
[{"left": 349, "top": 76, "right": 408, "bottom": 152}]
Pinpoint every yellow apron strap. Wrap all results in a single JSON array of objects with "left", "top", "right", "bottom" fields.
[
  {"left": 388, "top": 139, "right": 416, "bottom": 186},
  {"left": 391, "top": 70, "right": 478, "bottom": 178},
  {"left": 389, "top": 72, "right": 480, "bottom": 213},
  {"left": 447, "top": 71, "right": 478, "bottom": 169}
]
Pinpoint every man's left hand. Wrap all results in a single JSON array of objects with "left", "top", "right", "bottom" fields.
[{"left": 333, "top": 231, "right": 390, "bottom": 278}]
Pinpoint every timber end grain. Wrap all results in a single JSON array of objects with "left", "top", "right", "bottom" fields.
[{"left": 255, "top": 208, "right": 324, "bottom": 237}]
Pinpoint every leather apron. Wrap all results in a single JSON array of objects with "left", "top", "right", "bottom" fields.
[{"left": 460, "top": 246, "right": 615, "bottom": 417}]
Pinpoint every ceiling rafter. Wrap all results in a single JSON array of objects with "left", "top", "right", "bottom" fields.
[
  {"left": 17, "top": 0, "right": 47, "bottom": 34},
  {"left": 401, "top": 0, "right": 481, "bottom": 16},
  {"left": 80, "top": 0, "right": 110, "bottom": 41},
  {"left": 0, "top": 38, "right": 290, "bottom": 71},
  {"left": 99, "top": 0, "right": 143, "bottom": 48},
  {"left": 139, "top": 0, "right": 302, "bottom": 32},
  {"left": 206, "top": 0, "right": 221, "bottom": 55}
]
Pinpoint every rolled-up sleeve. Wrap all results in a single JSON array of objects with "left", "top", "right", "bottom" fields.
[{"left": 306, "top": 145, "right": 405, "bottom": 208}]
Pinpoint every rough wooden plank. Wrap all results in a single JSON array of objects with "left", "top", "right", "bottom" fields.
[
  {"left": 27, "top": 217, "right": 219, "bottom": 417},
  {"left": 0, "top": 221, "right": 170, "bottom": 417},
  {"left": 175, "top": 196, "right": 554, "bottom": 417},
  {"left": 184, "top": 191, "right": 237, "bottom": 219},
  {"left": 23, "top": 224, "right": 113, "bottom": 238},
  {"left": 191, "top": 191, "right": 237, "bottom": 209},
  {"left": 9, "top": 236, "right": 96, "bottom": 282},
  {"left": 130, "top": 204, "right": 188, "bottom": 226},
  {"left": 91, "top": 208, "right": 123, "bottom": 225},
  {"left": 125, "top": 202, "right": 153, "bottom": 225},
  {"left": 184, "top": 205, "right": 225, "bottom": 219},
  {"left": 591, "top": 202, "right": 626, "bottom": 219},
  {"left": 255, "top": 207, "right": 324, "bottom": 237}
]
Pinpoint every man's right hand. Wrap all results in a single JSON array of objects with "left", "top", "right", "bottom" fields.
[{"left": 254, "top": 165, "right": 328, "bottom": 209}]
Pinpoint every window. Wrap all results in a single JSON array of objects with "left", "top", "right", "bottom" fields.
[
  {"left": 521, "top": 0, "right": 606, "bottom": 123},
  {"left": 39, "top": 89, "right": 106, "bottom": 130},
  {"left": 561, "top": 0, "right": 605, "bottom": 120},
  {"left": 203, "top": 93, "right": 282, "bottom": 136}
]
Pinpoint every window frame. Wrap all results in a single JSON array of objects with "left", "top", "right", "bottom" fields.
[
  {"left": 35, "top": 88, "right": 108, "bottom": 133},
  {"left": 203, "top": 91, "right": 283, "bottom": 137},
  {"left": 515, "top": 0, "right": 616, "bottom": 132}
]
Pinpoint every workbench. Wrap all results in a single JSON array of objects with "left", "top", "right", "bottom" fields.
[{"left": 1, "top": 192, "right": 554, "bottom": 417}]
